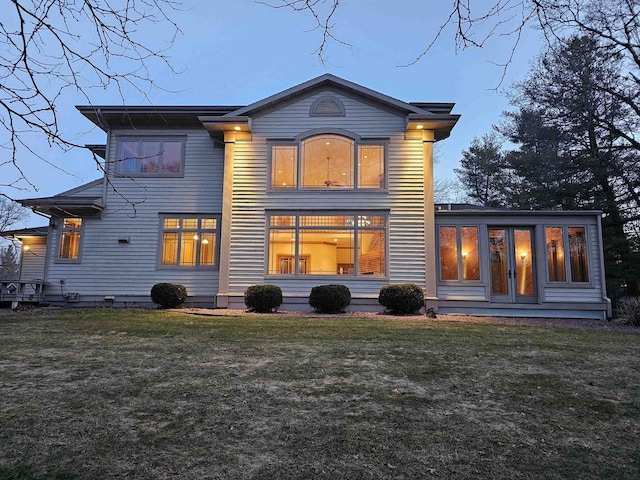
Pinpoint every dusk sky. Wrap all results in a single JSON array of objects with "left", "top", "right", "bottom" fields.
[{"left": 3, "top": 0, "right": 544, "bottom": 227}]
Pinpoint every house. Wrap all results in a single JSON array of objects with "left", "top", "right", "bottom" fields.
[{"left": 1, "top": 74, "right": 611, "bottom": 318}]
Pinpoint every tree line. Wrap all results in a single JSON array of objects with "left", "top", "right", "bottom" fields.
[{"left": 456, "top": 22, "right": 640, "bottom": 295}]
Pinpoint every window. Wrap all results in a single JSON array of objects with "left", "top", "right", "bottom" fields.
[
  {"left": 118, "top": 138, "right": 184, "bottom": 175},
  {"left": 438, "top": 225, "right": 480, "bottom": 281},
  {"left": 269, "top": 133, "right": 386, "bottom": 190},
  {"left": 59, "top": 218, "right": 82, "bottom": 260},
  {"left": 545, "top": 226, "right": 589, "bottom": 283},
  {"left": 160, "top": 216, "right": 219, "bottom": 268},
  {"left": 267, "top": 213, "right": 386, "bottom": 276}
]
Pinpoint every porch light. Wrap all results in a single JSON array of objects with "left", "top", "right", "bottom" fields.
[
  {"left": 462, "top": 251, "right": 467, "bottom": 259},
  {"left": 234, "top": 126, "right": 241, "bottom": 131},
  {"left": 193, "top": 234, "right": 199, "bottom": 240},
  {"left": 520, "top": 252, "right": 527, "bottom": 259},
  {"left": 23, "top": 245, "right": 30, "bottom": 251},
  {"left": 417, "top": 125, "right": 424, "bottom": 129},
  {"left": 202, "top": 239, "right": 209, "bottom": 245}
]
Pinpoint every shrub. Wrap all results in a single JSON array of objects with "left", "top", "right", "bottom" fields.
[
  {"left": 309, "top": 284, "right": 351, "bottom": 313},
  {"left": 378, "top": 284, "right": 424, "bottom": 315},
  {"left": 244, "top": 284, "right": 283, "bottom": 313},
  {"left": 617, "top": 296, "right": 640, "bottom": 326},
  {"left": 151, "top": 283, "right": 188, "bottom": 309}
]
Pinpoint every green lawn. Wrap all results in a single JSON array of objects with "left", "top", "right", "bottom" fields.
[{"left": 0, "top": 309, "right": 638, "bottom": 479}]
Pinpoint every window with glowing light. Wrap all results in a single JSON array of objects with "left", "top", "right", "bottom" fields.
[
  {"left": 269, "top": 134, "right": 385, "bottom": 190},
  {"left": 160, "top": 215, "right": 219, "bottom": 268},
  {"left": 59, "top": 218, "right": 82, "bottom": 261},
  {"left": 117, "top": 137, "right": 185, "bottom": 175},
  {"left": 267, "top": 213, "right": 386, "bottom": 276},
  {"left": 545, "top": 226, "right": 589, "bottom": 283},
  {"left": 438, "top": 225, "right": 480, "bottom": 281}
]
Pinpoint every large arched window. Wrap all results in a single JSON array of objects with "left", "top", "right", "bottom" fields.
[{"left": 270, "top": 133, "right": 386, "bottom": 190}]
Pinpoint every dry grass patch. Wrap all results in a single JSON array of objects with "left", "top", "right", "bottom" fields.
[{"left": 0, "top": 308, "right": 638, "bottom": 479}]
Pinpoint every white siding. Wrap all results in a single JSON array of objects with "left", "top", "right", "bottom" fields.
[
  {"left": 227, "top": 90, "right": 427, "bottom": 298},
  {"left": 45, "top": 129, "right": 223, "bottom": 299}
]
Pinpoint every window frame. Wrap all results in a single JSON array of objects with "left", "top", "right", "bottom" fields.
[
  {"left": 544, "top": 224, "right": 592, "bottom": 286},
  {"left": 55, "top": 217, "right": 84, "bottom": 263},
  {"left": 115, "top": 136, "right": 186, "bottom": 177},
  {"left": 265, "top": 210, "right": 389, "bottom": 279},
  {"left": 267, "top": 130, "right": 388, "bottom": 192},
  {"left": 157, "top": 214, "right": 221, "bottom": 270},
  {"left": 437, "top": 224, "right": 482, "bottom": 284}
]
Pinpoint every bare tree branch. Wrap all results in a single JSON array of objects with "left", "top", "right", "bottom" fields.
[{"left": 0, "top": 0, "right": 182, "bottom": 191}]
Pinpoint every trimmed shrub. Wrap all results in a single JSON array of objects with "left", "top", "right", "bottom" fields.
[
  {"left": 244, "top": 284, "right": 283, "bottom": 313},
  {"left": 309, "top": 284, "right": 351, "bottom": 313},
  {"left": 617, "top": 296, "right": 640, "bottom": 326},
  {"left": 378, "top": 284, "right": 424, "bottom": 315},
  {"left": 151, "top": 283, "right": 188, "bottom": 309}
]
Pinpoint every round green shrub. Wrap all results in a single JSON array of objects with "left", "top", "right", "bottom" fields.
[
  {"left": 378, "top": 284, "right": 424, "bottom": 314},
  {"left": 244, "top": 284, "right": 283, "bottom": 313},
  {"left": 151, "top": 283, "right": 188, "bottom": 309},
  {"left": 309, "top": 284, "right": 351, "bottom": 313}
]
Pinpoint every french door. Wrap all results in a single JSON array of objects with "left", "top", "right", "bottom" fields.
[{"left": 488, "top": 227, "right": 537, "bottom": 303}]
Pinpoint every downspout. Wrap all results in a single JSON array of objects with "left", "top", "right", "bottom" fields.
[{"left": 596, "top": 213, "right": 612, "bottom": 319}]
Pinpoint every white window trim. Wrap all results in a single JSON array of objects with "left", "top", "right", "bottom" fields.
[
  {"left": 267, "top": 130, "right": 389, "bottom": 192},
  {"left": 157, "top": 214, "right": 221, "bottom": 270},
  {"left": 265, "top": 211, "right": 389, "bottom": 279},
  {"left": 115, "top": 136, "right": 186, "bottom": 177}
]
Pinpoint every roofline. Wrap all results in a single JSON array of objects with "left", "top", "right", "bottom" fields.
[
  {"left": 435, "top": 209, "right": 603, "bottom": 217},
  {"left": 0, "top": 226, "right": 49, "bottom": 238},
  {"left": 227, "top": 74, "right": 430, "bottom": 117},
  {"left": 53, "top": 178, "right": 103, "bottom": 197}
]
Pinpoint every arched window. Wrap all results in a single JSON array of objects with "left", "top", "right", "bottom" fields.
[{"left": 270, "top": 133, "right": 386, "bottom": 190}]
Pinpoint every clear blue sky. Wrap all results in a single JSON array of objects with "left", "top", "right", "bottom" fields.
[{"left": 4, "top": 0, "right": 543, "bottom": 227}]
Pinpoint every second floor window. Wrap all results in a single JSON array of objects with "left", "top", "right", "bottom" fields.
[
  {"left": 271, "top": 134, "right": 385, "bottom": 190},
  {"left": 118, "top": 138, "right": 185, "bottom": 175}
]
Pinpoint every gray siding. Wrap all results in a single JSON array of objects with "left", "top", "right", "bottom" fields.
[
  {"left": 435, "top": 214, "right": 607, "bottom": 309},
  {"left": 228, "top": 90, "right": 427, "bottom": 298},
  {"left": 45, "top": 129, "right": 223, "bottom": 299},
  {"left": 20, "top": 241, "right": 46, "bottom": 281}
]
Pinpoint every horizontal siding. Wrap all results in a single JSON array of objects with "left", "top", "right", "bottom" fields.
[
  {"left": 45, "top": 129, "right": 223, "bottom": 298},
  {"left": 543, "top": 288, "right": 603, "bottom": 303},
  {"left": 437, "top": 285, "right": 487, "bottom": 301},
  {"left": 228, "top": 90, "right": 427, "bottom": 297},
  {"left": 20, "top": 243, "right": 46, "bottom": 281}
]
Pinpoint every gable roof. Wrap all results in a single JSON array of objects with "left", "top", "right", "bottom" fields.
[{"left": 227, "top": 74, "right": 432, "bottom": 117}]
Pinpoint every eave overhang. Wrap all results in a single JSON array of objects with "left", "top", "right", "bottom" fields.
[
  {"left": 18, "top": 196, "right": 104, "bottom": 217},
  {"left": 0, "top": 226, "right": 49, "bottom": 240},
  {"left": 198, "top": 116, "right": 252, "bottom": 134},
  {"left": 76, "top": 106, "right": 243, "bottom": 131},
  {"left": 406, "top": 113, "right": 461, "bottom": 141}
]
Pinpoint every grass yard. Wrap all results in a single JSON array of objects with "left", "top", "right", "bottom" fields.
[{"left": 0, "top": 309, "right": 639, "bottom": 479}]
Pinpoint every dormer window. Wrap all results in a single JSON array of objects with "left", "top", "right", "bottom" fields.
[
  {"left": 270, "top": 133, "right": 386, "bottom": 190},
  {"left": 117, "top": 137, "right": 185, "bottom": 176}
]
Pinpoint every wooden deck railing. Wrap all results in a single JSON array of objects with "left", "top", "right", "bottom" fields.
[{"left": 0, "top": 280, "right": 46, "bottom": 303}]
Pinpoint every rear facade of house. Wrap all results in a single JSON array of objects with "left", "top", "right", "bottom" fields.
[{"left": 1, "top": 75, "right": 611, "bottom": 319}]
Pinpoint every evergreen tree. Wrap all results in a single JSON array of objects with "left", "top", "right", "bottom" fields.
[
  {"left": 454, "top": 133, "right": 507, "bottom": 207},
  {"left": 502, "top": 36, "right": 640, "bottom": 294}
]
